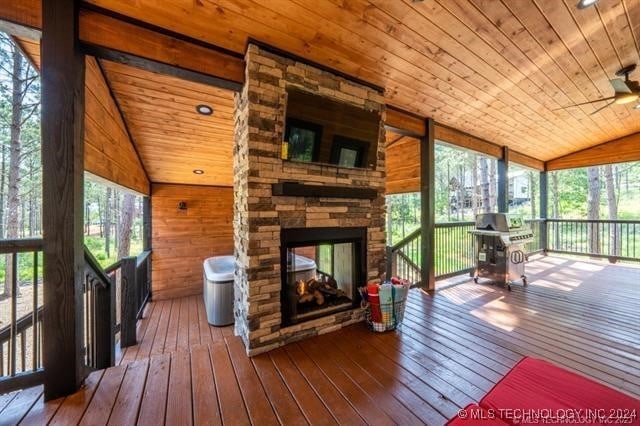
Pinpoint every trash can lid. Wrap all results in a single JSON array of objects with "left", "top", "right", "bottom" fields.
[{"left": 204, "top": 255, "right": 235, "bottom": 282}]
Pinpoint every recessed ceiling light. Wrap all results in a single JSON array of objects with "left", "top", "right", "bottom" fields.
[
  {"left": 576, "top": 0, "right": 599, "bottom": 9},
  {"left": 634, "top": 104, "right": 640, "bottom": 110},
  {"left": 193, "top": 169, "right": 205, "bottom": 175},
  {"left": 196, "top": 104, "right": 213, "bottom": 115}
]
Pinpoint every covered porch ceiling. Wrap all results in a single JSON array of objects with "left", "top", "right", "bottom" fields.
[{"left": 2, "top": 0, "right": 640, "bottom": 169}]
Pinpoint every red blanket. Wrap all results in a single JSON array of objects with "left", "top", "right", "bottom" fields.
[{"left": 448, "top": 357, "right": 639, "bottom": 425}]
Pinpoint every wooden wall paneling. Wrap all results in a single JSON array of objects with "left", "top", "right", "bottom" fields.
[
  {"left": 151, "top": 184, "right": 234, "bottom": 300},
  {"left": 84, "top": 57, "right": 150, "bottom": 194},
  {"left": 386, "top": 134, "right": 420, "bottom": 194},
  {"left": 546, "top": 132, "right": 640, "bottom": 171},
  {"left": 100, "top": 60, "right": 235, "bottom": 186}
]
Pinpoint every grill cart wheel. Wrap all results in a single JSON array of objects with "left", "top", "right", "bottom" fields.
[
  {"left": 473, "top": 276, "right": 479, "bottom": 284},
  {"left": 522, "top": 276, "right": 528, "bottom": 286}
]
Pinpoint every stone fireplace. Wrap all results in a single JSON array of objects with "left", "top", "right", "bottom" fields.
[{"left": 233, "top": 44, "right": 386, "bottom": 355}]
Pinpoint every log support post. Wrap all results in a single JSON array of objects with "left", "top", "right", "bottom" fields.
[
  {"left": 497, "top": 146, "right": 509, "bottom": 213},
  {"left": 42, "top": 0, "right": 86, "bottom": 400},
  {"left": 540, "top": 170, "right": 549, "bottom": 254},
  {"left": 420, "top": 118, "right": 436, "bottom": 292}
]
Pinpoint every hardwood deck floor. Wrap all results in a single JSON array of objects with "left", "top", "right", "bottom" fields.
[{"left": 1, "top": 256, "right": 638, "bottom": 425}]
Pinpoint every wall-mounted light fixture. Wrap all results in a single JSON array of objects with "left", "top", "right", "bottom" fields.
[
  {"left": 178, "top": 201, "right": 187, "bottom": 210},
  {"left": 576, "top": 0, "right": 599, "bottom": 9},
  {"left": 196, "top": 104, "right": 213, "bottom": 115}
]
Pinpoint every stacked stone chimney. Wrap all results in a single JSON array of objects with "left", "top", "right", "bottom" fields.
[{"left": 233, "top": 44, "right": 386, "bottom": 355}]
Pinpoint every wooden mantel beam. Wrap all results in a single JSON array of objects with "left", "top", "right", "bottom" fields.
[{"left": 546, "top": 132, "right": 640, "bottom": 171}]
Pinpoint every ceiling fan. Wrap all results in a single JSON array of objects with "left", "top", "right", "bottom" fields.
[{"left": 554, "top": 64, "right": 640, "bottom": 114}]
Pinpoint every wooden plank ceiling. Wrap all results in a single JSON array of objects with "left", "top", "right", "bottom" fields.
[
  {"left": 99, "top": 60, "right": 235, "bottom": 186},
  {"left": 82, "top": 0, "right": 640, "bottom": 162}
]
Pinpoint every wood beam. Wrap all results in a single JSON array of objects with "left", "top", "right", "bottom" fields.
[
  {"left": 42, "top": 0, "right": 86, "bottom": 400},
  {"left": 435, "top": 123, "right": 503, "bottom": 158},
  {"left": 497, "top": 146, "right": 509, "bottom": 213},
  {"left": 78, "top": 9, "right": 244, "bottom": 91},
  {"left": 0, "top": 0, "right": 40, "bottom": 37},
  {"left": 546, "top": 132, "right": 640, "bottom": 171},
  {"left": 0, "top": 2, "right": 244, "bottom": 90},
  {"left": 385, "top": 107, "right": 426, "bottom": 137},
  {"left": 435, "top": 124, "right": 545, "bottom": 170},
  {"left": 420, "top": 119, "right": 436, "bottom": 292},
  {"left": 509, "top": 150, "right": 545, "bottom": 171}
]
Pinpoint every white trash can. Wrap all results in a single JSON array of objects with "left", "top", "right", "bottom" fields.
[{"left": 203, "top": 256, "right": 235, "bottom": 326}]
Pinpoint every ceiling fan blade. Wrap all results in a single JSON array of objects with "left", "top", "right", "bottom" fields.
[
  {"left": 589, "top": 100, "right": 616, "bottom": 115},
  {"left": 551, "top": 96, "right": 616, "bottom": 111},
  {"left": 609, "top": 78, "right": 632, "bottom": 93}
]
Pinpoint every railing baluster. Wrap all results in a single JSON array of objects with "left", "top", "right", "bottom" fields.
[
  {"left": 10, "top": 253, "right": 18, "bottom": 377},
  {"left": 32, "top": 251, "right": 38, "bottom": 371}
]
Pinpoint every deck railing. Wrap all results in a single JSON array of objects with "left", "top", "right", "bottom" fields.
[
  {"left": 547, "top": 219, "right": 640, "bottom": 262},
  {"left": 84, "top": 248, "right": 115, "bottom": 370},
  {"left": 386, "top": 218, "right": 640, "bottom": 286},
  {"left": 0, "top": 239, "right": 44, "bottom": 394},
  {"left": 387, "top": 228, "right": 422, "bottom": 285},
  {"left": 387, "top": 221, "right": 477, "bottom": 284},
  {"left": 101, "top": 250, "right": 151, "bottom": 348}
]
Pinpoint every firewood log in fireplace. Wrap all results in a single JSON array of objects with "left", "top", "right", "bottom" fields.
[{"left": 297, "top": 278, "right": 330, "bottom": 305}]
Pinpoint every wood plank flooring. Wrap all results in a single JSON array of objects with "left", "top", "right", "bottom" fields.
[{"left": 2, "top": 256, "right": 638, "bottom": 425}]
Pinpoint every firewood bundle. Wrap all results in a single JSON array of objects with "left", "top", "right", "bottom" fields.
[{"left": 296, "top": 276, "right": 344, "bottom": 305}]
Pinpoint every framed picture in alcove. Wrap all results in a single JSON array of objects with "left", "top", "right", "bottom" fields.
[
  {"left": 330, "top": 136, "right": 369, "bottom": 168},
  {"left": 284, "top": 118, "right": 323, "bottom": 163}
]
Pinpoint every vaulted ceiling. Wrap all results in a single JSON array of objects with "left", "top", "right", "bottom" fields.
[
  {"left": 99, "top": 60, "right": 235, "bottom": 186},
  {"left": 4, "top": 0, "right": 640, "bottom": 165},
  {"left": 80, "top": 0, "right": 640, "bottom": 161}
]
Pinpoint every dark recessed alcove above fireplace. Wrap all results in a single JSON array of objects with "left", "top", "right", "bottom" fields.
[{"left": 280, "top": 227, "right": 367, "bottom": 326}]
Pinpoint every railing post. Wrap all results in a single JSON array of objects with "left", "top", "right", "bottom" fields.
[
  {"left": 420, "top": 118, "right": 436, "bottom": 291},
  {"left": 497, "top": 146, "right": 509, "bottom": 213},
  {"left": 120, "top": 256, "right": 138, "bottom": 348},
  {"left": 89, "top": 273, "right": 115, "bottom": 369},
  {"left": 42, "top": 0, "right": 87, "bottom": 400},
  {"left": 385, "top": 246, "right": 392, "bottom": 280},
  {"left": 143, "top": 196, "right": 152, "bottom": 299},
  {"left": 540, "top": 170, "right": 548, "bottom": 254}
]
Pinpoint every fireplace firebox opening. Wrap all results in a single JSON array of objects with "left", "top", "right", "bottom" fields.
[{"left": 281, "top": 227, "right": 366, "bottom": 326}]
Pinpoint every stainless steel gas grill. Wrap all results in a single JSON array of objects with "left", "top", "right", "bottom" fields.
[{"left": 469, "top": 213, "right": 534, "bottom": 290}]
